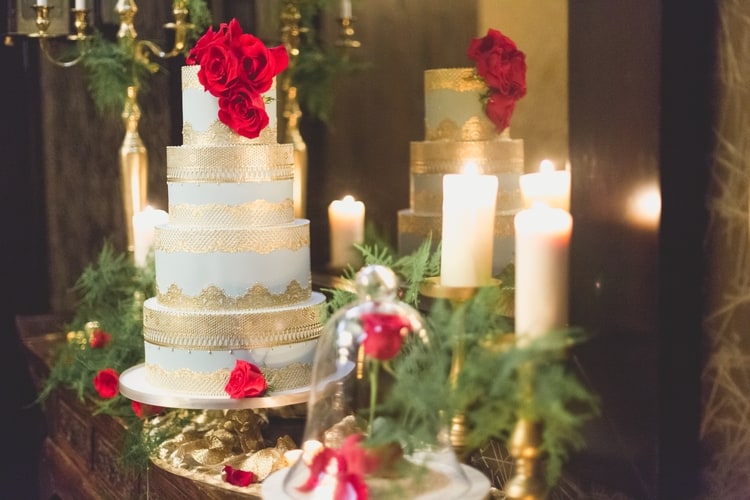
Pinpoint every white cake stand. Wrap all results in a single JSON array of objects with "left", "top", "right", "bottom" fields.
[{"left": 119, "top": 362, "right": 353, "bottom": 410}]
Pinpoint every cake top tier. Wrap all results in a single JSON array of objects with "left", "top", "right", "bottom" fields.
[
  {"left": 182, "top": 18, "right": 288, "bottom": 146},
  {"left": 424, "top": 68, "right": 496, "bottom": 142},
  {"left": 181, "top": 65, "right": 279, "bottom": 146}
]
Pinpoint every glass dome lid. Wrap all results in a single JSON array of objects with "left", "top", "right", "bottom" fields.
[{"left": 281, "top": 265, "right": 473, "bottom": 499}]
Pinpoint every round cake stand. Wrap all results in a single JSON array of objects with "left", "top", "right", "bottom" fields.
[
  {"left": 119, "top": 362, "right": 353, "bottom": 410},
  {"left": 261, "top": 463, "right": 491, "bottom": 500}
]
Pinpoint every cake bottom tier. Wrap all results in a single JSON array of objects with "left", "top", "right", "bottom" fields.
[
  {"left": 144, "top": 339, "right": 319, "bottom": 397},
  {"left": 143, "top": 292, "right": 326, "bottom": 397},
  {"left": 397, "top": 209, "right": 516, "bottom": 275}
]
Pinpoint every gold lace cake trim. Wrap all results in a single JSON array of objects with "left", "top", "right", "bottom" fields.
[
  {"left": 169, "top": 199, "right": 294, "bottom": 228},
  {"left": 143, "top": 296, "right": 325, "bottom": 349},
  {"left": 155, "top": 224, "right": 309, "bottom": 254},
  {"left": 182, "top": 65, "right": 277, "bottom": 93},
  {"left": 158, "top": 280, "right": 312, "bottom": 310},
  {"left": 167, "top": 145, "right": 293, "bottom": 182},
  {"left": 424, "top": 67, "right": 484, "bottom": 92},
  {"left": 412, "top": 189, "right": 520, "bottom": 213},
  {"left": 426, "top": 116, "right": 497, "bottom": 142},
  {"left": 397, "top": 210, "right": 516, "bottom": 238},
  {"left": 145, "top": 361, "right": 312, "bottom": 396},
  {"left": 410, "top": 140, "right": 524, "bottom": 174}
]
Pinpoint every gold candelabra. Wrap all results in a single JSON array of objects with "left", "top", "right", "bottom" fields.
[
  {"left": 279, "top": 1, "right": 308, "bottom": 219},
  {"left": 23, "top": 0, "right": 193, "bottom": 254},
  {"left": 278, "top": 1, "right": 361, "bottom": 218}
]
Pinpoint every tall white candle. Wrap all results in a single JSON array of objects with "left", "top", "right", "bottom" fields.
[
  {"left": 132, "top": 206, "right": 168, "bottom": 267},
  {"left": 519, "top": 159, "right": 571, "bottom": 211},
  {"left": 441, "top": 163, "right": 498, "bottom": 287},
  {"left": 340, "top": 0, "right": 352, "bottom": 18},
  {"left": 37, "top": 0, "right": 48, "bottom": 6},
  {"left": 328, "top": 195, "right": 365, "bottom": 269},
  {"left": 514, "top": 203, "right": 572, "bottom": 340},
  {"left": 75, "top": 0, "right": 86, "bottom": 10}
]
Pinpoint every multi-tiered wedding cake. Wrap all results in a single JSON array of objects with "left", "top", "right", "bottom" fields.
[
  {"left": 398, "top": 30, "right": 527, "bottom": 274},
  {"left": 141, "top": 20, "right": 325, "bottom": 398}
]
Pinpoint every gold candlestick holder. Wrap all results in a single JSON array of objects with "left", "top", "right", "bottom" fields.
[
  {"left": 335, "top": 16, "right": 361, "bottom": 51},
  {"left": 419, "top": 276, "right": 500, "bottom": 461},
  {"left": 31, "top": 5, "right": 91, "bottom": 66},
  {"left": 279, "top": 1, "right": 308, "bottom": 218},
  {"left": 504, "top": 418, "right": 547, "bottom": 500}
]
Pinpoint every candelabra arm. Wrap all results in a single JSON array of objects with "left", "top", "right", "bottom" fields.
[
  {"left": 39, "top": 37, "right": 87, "bottom": 68},
  {"left": 32, "top": 6, "right": 91, "bottom": 67},
  {"left": 118, "top": 0, "right": 193, "bottom": 62}
]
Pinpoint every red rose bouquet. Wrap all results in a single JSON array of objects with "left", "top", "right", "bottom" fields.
[
  {"left": 467, "top": 28, "right": 527, "bottom": 133},
  {"left": 187, "top": 18, "right": 289, "bottom": 139}
]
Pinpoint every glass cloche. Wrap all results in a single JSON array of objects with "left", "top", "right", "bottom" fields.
[{"left": 278, "top": 265, "right": 476, "bottom": 499}]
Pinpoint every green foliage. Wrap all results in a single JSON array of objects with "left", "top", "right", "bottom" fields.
[
  {"left": 39, "top": 241, "right": 154, "bottom": 406},
  {"left": 81, "top": 0, "right": 211, "bottom": 117},
  {"left": 292, "top": 0, "right": 370, "bottom": 123},
  {"left": 337, "top": 241, "right": 598, "bottom": 489}
]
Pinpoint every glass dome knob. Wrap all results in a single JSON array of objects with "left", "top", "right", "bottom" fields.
[{"left": 354, "top": 264, "right": 398, "bottom": 301}]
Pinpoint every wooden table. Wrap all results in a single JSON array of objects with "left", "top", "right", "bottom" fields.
[{"left": 17, "top": 314, "right": 305, "bottom": 499}]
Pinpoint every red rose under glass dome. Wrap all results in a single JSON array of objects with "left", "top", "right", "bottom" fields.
[{"left": 278, "top": 265, "right": 473, "bottom": 499}]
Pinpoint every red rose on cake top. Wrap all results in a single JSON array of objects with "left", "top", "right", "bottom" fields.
[
  {"left": 186, "top": 18, "right": 289, "bottom": 139},
  {"left": 467, "top": 28, "right": 527, "bottom": 133}
]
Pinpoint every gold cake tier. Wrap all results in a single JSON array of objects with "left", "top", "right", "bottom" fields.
[
  {"left": 168, "top": 198, "right": 295, "bottom": 228},
  {"left": 410, "top": 139, "right": 524, "bottom": 175},
  {"left": 397, "top": 209, "right": 517, "bottom": 240},
  {"left": 143, "top": 293, "right": 326, "bottom": 350},
  {"left": 154, "top": 221, "right": 309, "bottom": 254},
  {"left": 167, "top": 144, "right": 294, "bottom": 182}
]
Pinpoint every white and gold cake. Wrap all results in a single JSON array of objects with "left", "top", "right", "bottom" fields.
[
  {"left": 397, "top": 68, "right": 524, "bottom": 272},
  {"left": 142, "top": 65, "right": 325, "bottom": 397}
]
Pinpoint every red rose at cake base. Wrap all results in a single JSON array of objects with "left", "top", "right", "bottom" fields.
[
  {"left": 223, "top": 465, "right": 256, "bottom": 487},
  {"left": 225, "top": 360, "right": 268, "bottom": 398},
  {"left": 131, "top": 400, "right": 164, "bottom": 419},
  {"left": 93, "top": 368, "right": 119, "bottom": 399}
]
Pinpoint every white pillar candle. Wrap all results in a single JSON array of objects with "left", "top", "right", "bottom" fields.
[
  {"left": 132, "top": 206, "right": 168, "bottom": 267},
  {"left": 37, "top": 0, "right": 48, "bottom": 6},
  {"left": 340, "top": 0, "right": 352, "bottom": 18},
  {"left": 519, "top": 159, "right": 571, "bottom": 211},
  {"left": 441, "top": 163, "right": 498, "bottom": 287},
  {"left": 514, "top": 203, "right": 573, "bottom": 340},
  {"left": 75, "top": 0, "right": 86, "bottom": 10},
  {"left": 328, "top": 195, "right": 365, "bottom": 269}
]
